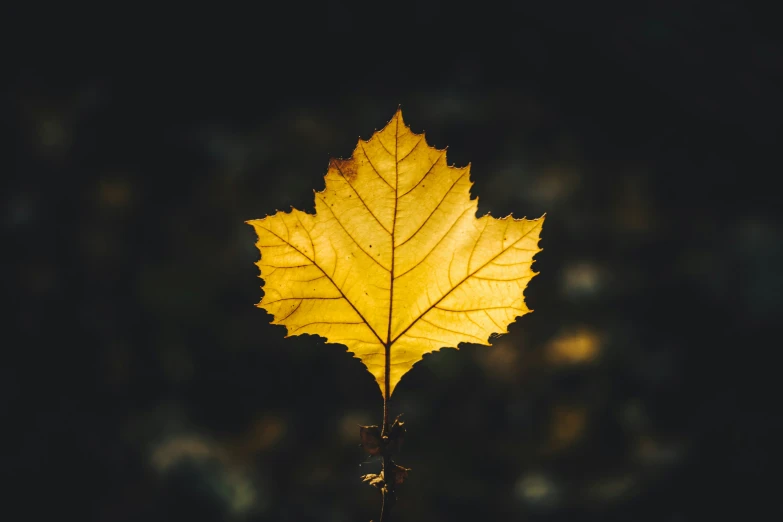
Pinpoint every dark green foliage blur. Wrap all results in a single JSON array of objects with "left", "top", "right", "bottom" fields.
[{"left": 6, "top": 3, "right": 781, "bottom": 521}]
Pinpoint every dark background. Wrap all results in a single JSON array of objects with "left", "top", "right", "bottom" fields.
[{"left": 5, "top": 3, "right": 781, "bottom": 521}]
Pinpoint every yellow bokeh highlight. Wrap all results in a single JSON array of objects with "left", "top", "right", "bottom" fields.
[{"left": 545, "top": 328, "right": 600, "bottom": 365}]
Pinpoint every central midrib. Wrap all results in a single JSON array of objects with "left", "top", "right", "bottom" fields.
[{"left": 384, "top": 115, "right": 399, "bottom": 400}]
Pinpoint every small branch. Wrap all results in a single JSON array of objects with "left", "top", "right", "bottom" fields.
[
  {"left": 379, "top": 449, "right": 396, "bottom": 522},
  {"left": 379, "top": 399, "right": 395, "bottom": 522},
  {"left": 361, "top": 407, "right": 407, "bottom": 522},
  {"left": 383, "top": 398, "right": 389, "bottom": 437}
]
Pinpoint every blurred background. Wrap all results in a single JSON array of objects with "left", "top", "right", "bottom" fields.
[{"left": 5, "top": 2, "right": 782, "bottom": 521}]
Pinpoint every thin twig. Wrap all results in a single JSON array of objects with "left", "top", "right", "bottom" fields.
[{"left": 379, "top": 400, "right": 396, "bottom": 522}]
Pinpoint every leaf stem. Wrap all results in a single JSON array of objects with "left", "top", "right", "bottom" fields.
[
  {"left": 379, "top": 402, "right": 396, "bottom": 522},
  {"left": 383, "top": 398, "right": 389, "bottom": 434}
]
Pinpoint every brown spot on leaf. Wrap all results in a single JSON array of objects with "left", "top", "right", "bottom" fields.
[{"left": 331, "top": 158, "right": 358, "bottom": 182}]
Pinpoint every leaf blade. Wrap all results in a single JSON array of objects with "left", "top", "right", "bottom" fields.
[{"left": 248, "top": 110, "right": 544, "bottom": 398}]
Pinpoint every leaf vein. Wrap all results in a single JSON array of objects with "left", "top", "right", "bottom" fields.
[
  {"left": 397, "top": 134, "right": 423, "bottom": 163},
  {"left": 467, "top": 219, "right": 490, "bottom": 274},
  {"left": 333, "top": 161, "right": 392, "bottom": 234},
  {"left": 376, "top": 135, "right": 394, "bottom": 156},
  {"left": 289, "top": 321, "right": 364, "bottom": 333},
  {"left": 391, "top": 223, "right": 540, "bottom": 345},
  {"left": 317, "top": 194, "right": 390, "bottom": 273},
  {"left": 265, "top": 296, "right": 342, "bottom": 305},
  {"left": 435, "top": 305, "right": 527, "bottom": 312},
  {"left": 259, "top": 263, "right": 313, "bottom": 269},
  {"left": 294, "top": 212, "right": 315, "bottom": 255},
  {"left": 278, "top": 299, "right": 302, "bottom": 321},
  {"left": 472, "top": 274, "right": 531, "bottom": 282},
  {"left": 396, "top": 170, "right": 468, "bottom": 248},
  {"left": 256, "top": 225, "right": 385, "bottom": 344},
  {"left": 395, "top": 205, "right": 474, "bottom": 279},
  {"left": 483, "top": 310, "right": 503, "bottom": 330},
  {"left": 360, "top": 141, "right": 394, "bottom": 189},
  {"left": 399, "top": 150, "right": 444, "bottom": 198},
  {"left": 420, "top": 317, "right": 486, "bottom": 342}
]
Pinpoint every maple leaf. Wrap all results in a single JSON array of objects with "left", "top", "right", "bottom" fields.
[{"left": 247, "top": 110, "right": 544, "bottom": 399}]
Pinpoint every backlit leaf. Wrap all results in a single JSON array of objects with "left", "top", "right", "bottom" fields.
[{"left": 247, "top": 110, "right": 544, "bottom": 398}]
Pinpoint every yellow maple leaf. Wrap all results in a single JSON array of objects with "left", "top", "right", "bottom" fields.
[{"left": 247, "top": 110, "right": 544, "bottom": 399}]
